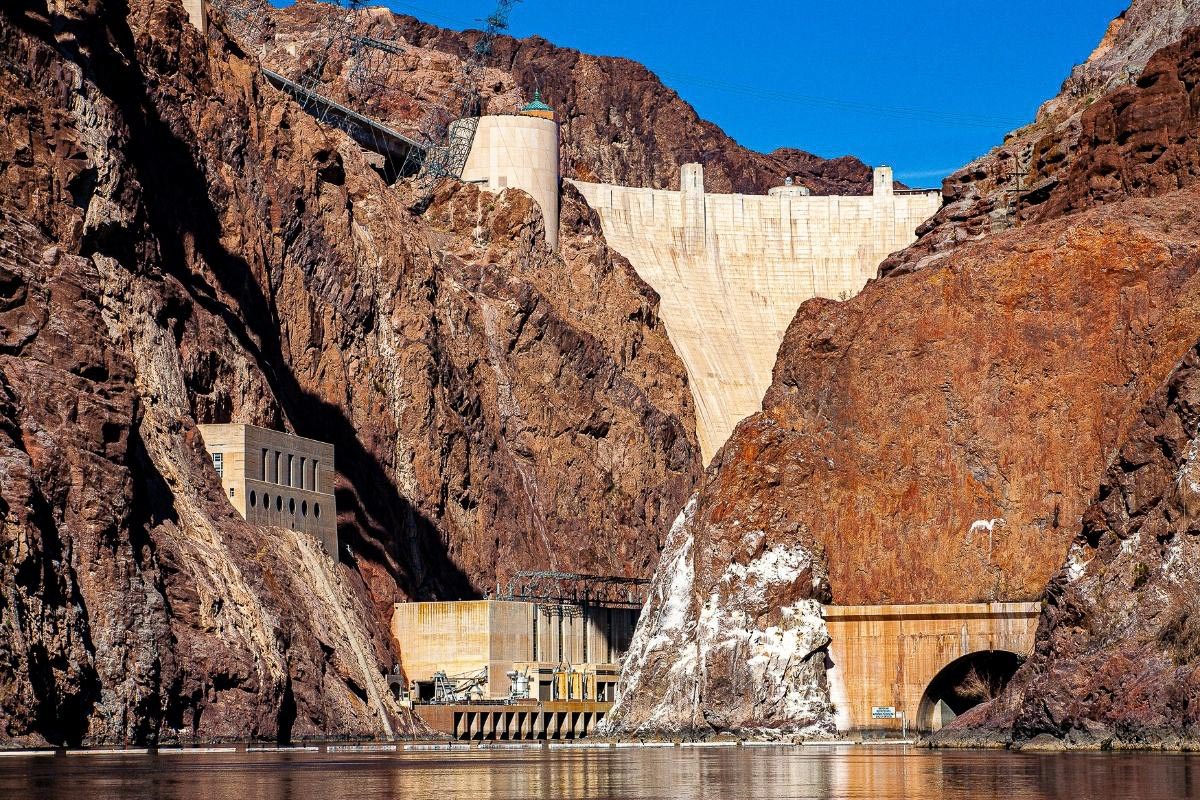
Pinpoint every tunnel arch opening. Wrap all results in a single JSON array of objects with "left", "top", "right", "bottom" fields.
[{"left": 916, "top": 649, "right": 1024, "bottom": 732}]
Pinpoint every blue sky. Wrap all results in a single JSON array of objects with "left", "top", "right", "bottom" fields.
[{"left": 326, "top": 0, "right": 1130, "bottom": 184}]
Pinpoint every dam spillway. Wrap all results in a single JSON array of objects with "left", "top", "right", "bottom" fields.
[{"left": 572, "top": 166, "right": 942, "bottom": 462}]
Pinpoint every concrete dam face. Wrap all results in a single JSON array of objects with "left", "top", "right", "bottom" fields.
[{"left": 571, "top": 166, "right": 942, "bottom": 462}]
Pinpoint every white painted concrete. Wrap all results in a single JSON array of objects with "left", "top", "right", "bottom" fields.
[
  {"left": 457, "top": 114, "right": 560, "bottom": 249},
  {"left": 183, "top": 0, "right": 207, "bottom": 35},
  {"left": 571, "top": 166, "right": 941, "bottom": 462}
]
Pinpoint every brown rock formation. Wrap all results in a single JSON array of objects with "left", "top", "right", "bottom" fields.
[
  {"left": 934, "top": 343, "right": 1200, "bottom": 750},
  {"left": 611, "top": 10, "right": 1200, "bottom": 736},
  {"left": 0, "top": 0, "right": 698, "bottom": 745},
  {"left": 257, "top": 0, "right": 879, "bottom": 195},
  {"left": 881, "top": 0, "right": 1200, "bottom": 277}
]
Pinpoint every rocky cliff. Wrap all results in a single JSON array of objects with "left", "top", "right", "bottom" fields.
[
  {"left": 0, "top": 0, "right": 699, "bottom": 745},
  {"left": 610, "top": 6, "right": 1200, "bottom": 737},
  {"left": 255, "top": 0, "right": 879, "bottom": 195},
  {"left": 882, "top": 0, "right": 1200, "bottom": 277},
  {"left": 934, "top": 342, "right": 1200, "bottom": 750}
]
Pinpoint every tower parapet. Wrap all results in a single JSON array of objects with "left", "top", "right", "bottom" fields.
[{"left": 456, "top": 92, "right": 561, "bottom": 249}]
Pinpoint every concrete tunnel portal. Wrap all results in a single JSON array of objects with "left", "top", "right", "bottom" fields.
[{"left": 916, "top": 649, "right": 1026, "bottom": 732}]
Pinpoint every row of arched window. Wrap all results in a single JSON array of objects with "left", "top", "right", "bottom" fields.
[
  {"left": 249, "top": 489, "right": 321, "bottom": 520},
  {"left": 260, "top": 448, "right": 320, "bottom": 492}
]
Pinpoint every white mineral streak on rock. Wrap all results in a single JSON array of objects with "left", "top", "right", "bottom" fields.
[
  {"left": 605, "top": 497, "right": 700, "bottom": 732},
  {"left": 606, "top": 497, "right": 835, "bottom": 737}
]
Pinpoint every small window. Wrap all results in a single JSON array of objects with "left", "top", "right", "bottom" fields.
[
  {"left": 301, "top": 500, "right": 308, "bottom": 518},
  {"left": 299, "top": 457, "right": 307, "bottom": 490},
  {"left": 261, "top": 449, "right": 269, "bottom": 481},
  {"left": 313, "top": 502, "right": 321, "bottom": 519},
  {"left": 250, "top": 490, "right": 257, "bottom": 508},
  {"left": 263, "top": 493, "right": 270, "bottom": 510},
  {"left": 288, "top": 497, "right": 296, "bottom": 515},
  {"left": 286, "top": 454, "right": 294, "bottom": 488},
  {"left": 275, "top": 451, "right": 283, "bottom": 484},
  {"left": 212, "top": 452, "right": 224, "bottom": 477},
  {"left": 312, "top": 460, "right": 320, "bottom": 493},
  {"left": 276, "top": 495, "right": 283, "bottom": 512},
  {"left": 229, "top": 487, "right": 235, "bottom": 498}
]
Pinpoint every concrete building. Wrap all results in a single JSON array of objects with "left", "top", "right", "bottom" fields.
[
  {"left": 457, "top": 93, "right": 561, "bottom": 249},
  {"left": 823, "top": 602, "right": 1041, "bottom": 734},
  {"left": 391, "top": 600, "right": 638, "bottom": 703},
  {"left": 571, "top": 166, "right": 942, "bottom": 462},
  {"left": 197, "top": 423, "right": 338, "bottom": 555}
]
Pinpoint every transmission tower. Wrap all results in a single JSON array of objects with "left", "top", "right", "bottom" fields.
[
  {"left": 208, "top": 0, "right": 415, "bottom": 181},
  {"left": 405, "top": 0, "right": 522, "bottom": 203}
]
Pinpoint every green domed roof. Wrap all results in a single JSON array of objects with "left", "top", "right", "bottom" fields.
[{"left": 522, "top": 89, "right": 553, "bottom": 112}]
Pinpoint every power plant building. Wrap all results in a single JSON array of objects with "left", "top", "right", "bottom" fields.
[
  {"left": 392, "top": 599, "right": 637, "bottom": 703},
  {"left": 197, "top": 423, "right": 338, "bottom": 555}
]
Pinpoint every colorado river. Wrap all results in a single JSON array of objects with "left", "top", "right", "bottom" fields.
[{"left": 1, "top": 744, "right": 1196, "bottom": 799}]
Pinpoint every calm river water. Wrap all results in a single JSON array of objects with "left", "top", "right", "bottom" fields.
[{"left": 1, "top": 744, "right": 1197, "bottom": 799}]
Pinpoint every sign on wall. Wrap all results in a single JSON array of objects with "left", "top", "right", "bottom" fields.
[{"left": 871, "top": 706, "right": 897, "bottom": 719}]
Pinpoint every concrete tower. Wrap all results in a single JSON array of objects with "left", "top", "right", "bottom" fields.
[
  {"left": 457, "top": 92, "right": 561, "bottom": 249},
  {"left": 183, "top": 0, "right": 207, "bottom": 35}
]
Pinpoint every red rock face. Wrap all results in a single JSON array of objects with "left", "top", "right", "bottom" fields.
[
  {"left": 612, "top": 14, "right": 1200, "bottom": 736},
  {"left": 936, "top": 343, "right": 1200, "bottom": 750},
  {"left": 0, "top": 0, "right": 699, "bottom": 744}
]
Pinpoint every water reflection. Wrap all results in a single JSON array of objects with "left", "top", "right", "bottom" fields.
[{"left": 0, "top": 745, "right": 1196, "bottom": 800}]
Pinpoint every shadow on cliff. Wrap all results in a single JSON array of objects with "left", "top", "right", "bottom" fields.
[{"left": 19, "top": 0, "right": 476, "bottom": 607}]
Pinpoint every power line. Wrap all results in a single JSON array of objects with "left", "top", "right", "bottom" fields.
[{"left": 652, "top": 69, "right": 1025, "bottom": 130}]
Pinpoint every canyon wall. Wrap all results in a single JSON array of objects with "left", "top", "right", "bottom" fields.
[
  {"left": 573, "top": 167, "right": 940, "bottom": 461},
  {"left": 610, "top": 5, "right": 1200, "bottom": 737},
  {"left": 0, "top": 0, "right": 701, "bottom": 745},
  {"left": 935, "top": 342, "right": 1200, "bottom": 750}
]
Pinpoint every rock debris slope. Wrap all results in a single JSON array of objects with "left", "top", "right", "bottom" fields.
[
  {"left": 0, "top": 0, "right": 699, "bottom": 745},
  {"left": 610, "top": 5, "right": 1200, "bottom": 736}
]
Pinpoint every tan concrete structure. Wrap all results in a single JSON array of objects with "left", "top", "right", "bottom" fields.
[
  {"left": 571, "top": 166, "right": 942, "bottom": 461},
  {"left": 197, "top": 423, "right": 337, "bottom": 555},
  {"left": 182, "top": 0, "right": 207, "bottom": 35},
  {"left": 391, "top": 600, "right": 637, "bottom": 701},
  {"left": 418, "top": 700, "right": 611, "bottom": 740},
  {"left": 823, "top": 602, "right": 1041, "bottom": 734},
  {"left": 457, "top": 112, "right": 560, "bottom": 249}
]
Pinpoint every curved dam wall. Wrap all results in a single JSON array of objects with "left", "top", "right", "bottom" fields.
[{"left": 571, "top": 166, "right": 941, "bottom": 462}]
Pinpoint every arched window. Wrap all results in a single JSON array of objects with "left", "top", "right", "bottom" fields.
[
  {"left": 276, "top": 495, "right": 283, "bottom": 512},
  {"left": 288, "top": 497, "right": 296, "bottom": 515},
  {"left": 249, "top": 490, "right": 257, "bottom": 508},
  {"left": 314, "top": 502, "right": 321, "bottom": 519},
  {"left": 301, "top": 500, "right": 308, "bottom": 518},
  {"left": 263, "top": 493, "right": 270, "bottom": 510}
]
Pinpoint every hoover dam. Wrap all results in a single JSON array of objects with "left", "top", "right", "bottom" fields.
[{"left": 572, "top": 167, "right": 942, "bottom": 461}]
